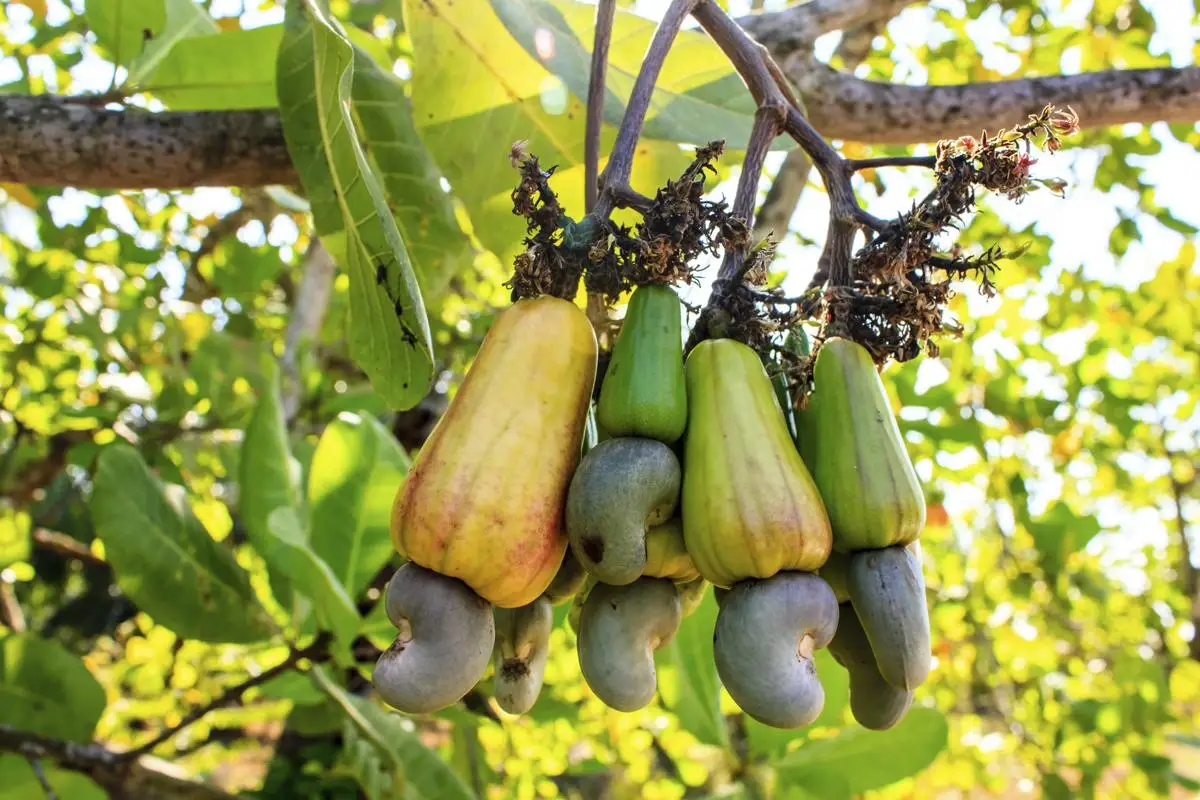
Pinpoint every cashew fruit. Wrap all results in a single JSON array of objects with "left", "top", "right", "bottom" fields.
[
  {"left": 493, "top": 597, "right": 554, "bottom": 715},
  {"left": 682, "top": 338, "right": 832, "bottom": 587},
  {"left": 374, "top": 563, "right": 495, "bottom": 714},
  {"left": 643, "top": 518, "right": 699, "bottom": 583},
  {"left": 819, "top": 550, "right": 851, "bottom": 604},
  {"left": 846, "top": 545, "right": 931, "bottom": 691},
  {"left": 596, "top": 284, "right": 687, "bottom": 444},
  {"left": 577, "top": 577, "right": 681, "bottom": 711},
  {"left": 566, "top": 437, "right": 681, "bottom": 585},
  {"left": 795, "top": 337, "right": 925, "bottom": 553},
  {"left": 392, "top": 296, "right": 597, "bottom": 607},
  {"left": 676, "top": 576, "right": 709, "bottom": 618},
  {"left": 542, "top": 548, "right": 587, "bottom": 606},
  {"left": 713, "top": 571, "right": 839, "bottom": 729},
  {"left": 827, "top": 602, "right": 912, "bottom": 730}
]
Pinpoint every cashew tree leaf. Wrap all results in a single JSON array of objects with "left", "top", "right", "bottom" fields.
[
  {"left": 349, "top": 50, "right": 476, "bottom": 304},
  {"left": 308, "top": 413, "right": 409, "bottom": 599},
  {"left": 89, "top": 444, "right": 274, "bottom": 643},
  {"left": 0, "top": 633, "right": 107, "bottom": 742},
  {"left": 772, "top": 707, "right": 949, "bottom": 794},
  {"left": 312, "top": 665, "right": 475, "bottom": 800},
  {"left": 277, "top": 0, "right": 434, "bottom": 411}
]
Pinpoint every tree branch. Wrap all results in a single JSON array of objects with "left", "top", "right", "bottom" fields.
[
  {"left": 752, "top": 16, "right": 885, "bottom": 244},
  {"left": 0, "top": 95, "right": 294, "bottom": 190},
  {"left": 0, "top": 725, "right": 238, "bottom": 800},
  {"left": 122, "top": 632, "right": 333, "bottom": 759},
  {"left": 585, "top": 0, "right": 617, "bottom": 214},
  {"left": 788, "top": 57, "right": 1200, "bottom": 144},
  {"left": 0, "top": 15, "right": 1196, "bottom": 189},
  {"left": 281, "top": 240, "right": 336, "bottom": 422},
  {"left": 594, "top": 0, "right": 699, "bottom": 219},
  {"left": 737, "top": 0, "right": 919, "bottom": 50}
]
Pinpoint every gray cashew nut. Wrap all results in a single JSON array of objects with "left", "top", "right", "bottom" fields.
[
  {"left": 577, "top": 577, "right": 681, "bottom": 712},
  {"left": 714, "top": 571, "right": 840, "bottom": 729},
  {"left": 374, "top": 563, "right": 495, "bottom": 714},
  {"left": 566, "top": 437, "right": 682, "bottom": 585},
  {"left": 827, "top": 602, "right": 913, "bottom": 730},
  {"left": 493, "top": 597, "right": 554, "bottom": 714},
  {"left": 846, "top": 545, "right": 931, "bottom": 691}
]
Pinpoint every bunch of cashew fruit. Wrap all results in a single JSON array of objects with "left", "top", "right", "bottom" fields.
[{"left": 376, "top": 283, "right": 931, "bottom": 731}]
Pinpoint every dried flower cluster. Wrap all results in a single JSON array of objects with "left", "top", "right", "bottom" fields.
[{"left": 507, "top": 143, "right": 744, "bottom": 304}]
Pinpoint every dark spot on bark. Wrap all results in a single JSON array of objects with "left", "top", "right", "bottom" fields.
[{"left": 582, "top": 536, "right": 605, "bottom": 564}]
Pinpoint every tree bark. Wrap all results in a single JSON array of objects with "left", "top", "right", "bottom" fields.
[
  {"left": 0, "top": 8, "right": 1196, "bottom": 189},
  {"left": 0, "top": 725, "right": 238, "bottom": 800},
  {"left": 0, "top": 95, "right": 294, "bottom": 190},
  {"left": 790, "top": 56, "right": 1200, "bottom": 144}
]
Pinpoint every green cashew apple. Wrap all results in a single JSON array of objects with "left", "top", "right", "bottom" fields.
[
  {"left": 493, "top": 597, "right": 554, "bottom": 715},
  {"left": 827, "top": 602, "right": 912, "bottom": 730},
  {"left": 596, "top": 284, "right": 687, "bottom": 444},
  {"left": 682, "top": 338, "right": 832, "bottom": 587},
  {"left": 374, "top": 563, "right": 495, "bottom": 714},
  {"left": 714, "top": 571, "right": 839, "bottom": 728},
  {"left": 566, "top": 437, "right": 681, "bottom": 585},
  {"left": 577, "top": 577, "right": 681, "bottom": 711},
  {"left": 795, "top": 337, "right": 925, "bottom": 553},
  {"left": 847, "top": 545, "right": 931, "bottom": 691}
]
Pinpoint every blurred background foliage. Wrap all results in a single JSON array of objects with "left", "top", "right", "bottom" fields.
[{"left": 0, "top": 0, "right": 1198, "bottom": 798}]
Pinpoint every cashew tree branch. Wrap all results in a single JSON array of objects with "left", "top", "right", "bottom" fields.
[{"left": 0, "top": 7, "right": 1197, "bottom": 190}]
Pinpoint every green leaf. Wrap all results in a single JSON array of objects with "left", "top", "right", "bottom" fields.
[
  {"left": 1026, "top": 501, "right": 1101, "bottom": 579},
  {"left": 240, "top": 362, "right": 305, "bottom": 601},
  {"left": 350, "top": 50, "right": 475, "bottom": 303},
  {"left": 267, "top": 507, "right": 362, "bottom": 645},
  {"left": 86, "top": 0, "right": 167, "bottom": 69},
  {"left": 277, "top": 0, "right": 435, "bottom": 411},
  {"left": 0, "top": 757, "right": 106, "bottom": 800},
  {"left": 143, "top": 26, "right": 282, "bottom": 109},
  {"left": 308, "top": 414, "right": 410, "bottom": 598},
  {"left": 128, "top": 0, "right": 219, "bottom": 84},
  {"left": 0, "top": 634, "right": 107, "bottom": 741},
  {"left": 656, "top": 593, "right": 728, "bottom": 748},
  {"left": 312, "top": 666, "right": 476, "bottom": 800},
  {"left": 773, "top": 707, "right": 948, "bottom": 794},
  {"left": 1042, "top": 772, "right": 1073, "bottom": 800},
  {"left": 89, "top": 444, "right": 274, "bottom": 643}
]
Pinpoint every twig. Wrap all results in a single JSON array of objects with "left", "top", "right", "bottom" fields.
[
  {"left": 585, "top": 0, "right": 617, "bottom": 214},
  {"left": 32, "top": 528, "right": 108, "bottom": 567},
  {"left": 693, "top": 3, "right": 883, "bottom": 292},
  {"left": 122, "top": 632, "right": 333, "bottom": 760},
  {"left": 716, "top": 103, "right": 787, "bottom": 281},
  {"left": 0, "top": 580, "right": 25, "bottom": 633},
  {"left": 846, "top": 155, "right": 938, "bottom": 171},
  {"left": 0, "top": 725, "right": 238, "bottom": 800},
  {"left": 584, "top": 0, "right": 619, "bottom": 342},
  {"left": 27, "top": 758, "right": 57, "bottom": 799},
  {"left": 594, "top": 0, "right": 700, "bottom": 219}
]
